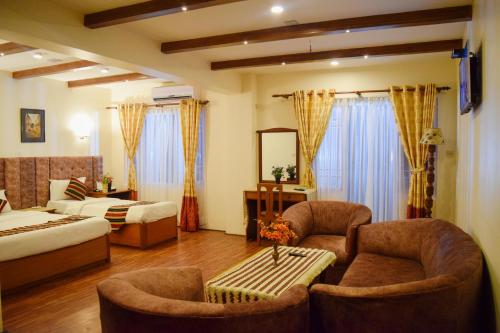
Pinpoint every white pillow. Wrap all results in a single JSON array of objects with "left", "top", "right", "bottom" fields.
[
  {"left": 0, "top": 189, "right": 12, "bottom": 213},
  {"left": 49, "top": 177, "right": 86, "bottom": 201}
]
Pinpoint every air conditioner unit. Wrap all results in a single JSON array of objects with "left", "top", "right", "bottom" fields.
[{"left": 152, "top": 85, "right": 194, "bottom": 102}]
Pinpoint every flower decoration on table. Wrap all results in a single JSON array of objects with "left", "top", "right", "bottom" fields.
[
  {"left": 258, "top": 217, "right": 296, "bottom": 266},
  {"left": 286, "top": 164, "right": 296, "bottom": 181},
  {"left": 271, "top": 166, "right": 285, "bottom": 184},
  {"left": 101, "top": 173, "right": 114, "bottom": 193}
]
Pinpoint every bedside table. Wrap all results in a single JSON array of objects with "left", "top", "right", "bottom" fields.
[
  {"left": 87, "top": 189, "right": 132, "bottom": 200},
  {"left": 20, "top": 207, "right": 56, "bottom": 214}
]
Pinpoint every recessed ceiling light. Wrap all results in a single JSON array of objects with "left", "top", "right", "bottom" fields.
[
  {"left": 181, "top": 6, "right": 187, "bottom": 11},
  {"left": 243, "top": 40, "right": 248, "bottom": 45},
  {"left": 364, "top": 54, "right": 369, "bottom": 59},
  {"left": 100, "top": 68, "right": 110, "bottom": 74},
  {"left": 281, "top": 62, "right": 286, "bottom": 66},
  {"left": 330, "top": 60, "right": 339, "bottom": 66},
  {"left": 271, "top": 5, "right": 284, "bottom": 14},
  {"left": 345, "top": 29, "right": 350, "bottom": 33},
  {"left": 32, "top": 52, "right": 43, "bottom": 59},
  {"left": 0, "top": 52, "right": 4, "bottom": 57}
]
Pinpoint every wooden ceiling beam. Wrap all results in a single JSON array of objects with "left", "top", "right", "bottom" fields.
[
  {"left": 0, "top": 42, "right": 35, "bottom": 56},
  {"left": 12, "top": 60, "right": 98, "bottom": 79},
  {"left": 162, "top": 6, "right": 471, "bottom": 54},
  {"left": 211, "top": 39, "right": 463, "bottom": 70},
  {"left": 67, "top": 73, "right": 152, "bottom": 88},
  {"left": 84, "top": 0, "right": 246, "bottom": 28}
]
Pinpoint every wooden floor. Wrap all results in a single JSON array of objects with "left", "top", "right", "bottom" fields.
[{"left": 2, "top": 230, "right": 263, "bottom": 333}]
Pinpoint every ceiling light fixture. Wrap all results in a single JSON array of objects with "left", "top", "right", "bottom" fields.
[
  {"left": 281, "top": 62, "right": 286, "bottom": 66},
  {"left": 0, "top": 52, "right": 4, "bottom": 57},
  {"left": 330, "top": 60, "right": 339, "bottom": 66},
  {"left": 364, "top": 54, "right": 369, "bottom": 59},
  {"left": 271, "top": 5, "right": 284, "bottom": 14},
  {"left": 345, "top": 29, "right": 350, "bottom": 33},
  {"left": 100, "top": 68, "right": 110, "bottom": 74},
  {"left": 181, "top": 6, "right": 188, "bottom": 11},
  {"left": 32, "top": 52, "right": 43, "bottom": 59},
  {"left": 243, "top": 40, "right": 248, "bottom": 45}
]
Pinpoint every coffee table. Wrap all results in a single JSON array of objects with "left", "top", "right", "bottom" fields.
[{"left": 206, "top": 246, "right": 335, "bottom": 304}]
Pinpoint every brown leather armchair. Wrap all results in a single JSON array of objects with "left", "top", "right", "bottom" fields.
[
  {"left": 283, "top": 201, "right": 372, "bottom": 282},
  {"left": 310, "top": 219, "right": 483, "bottom": 333},
  {"left": 97, "top": 266, "right": 310, "bottom": 333}
]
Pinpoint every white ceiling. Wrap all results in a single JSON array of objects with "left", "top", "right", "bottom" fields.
[{"left": 1, "top": 0, "right": 469, "bottom": 80}]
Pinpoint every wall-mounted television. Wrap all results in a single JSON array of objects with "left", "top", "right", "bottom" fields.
[{"left": 459, "top": 42, "right": 482, "bottom": 115}]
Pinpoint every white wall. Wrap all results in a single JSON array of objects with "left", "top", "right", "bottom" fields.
[
  {"left": 0, "top": 71, "right": 111, "bottom": 167},
  {"left": 255, "top": 56, "right": 458, "bottom": 222},
  {"left": 456, "top": 0, "right": 500, "bottom": 328}
]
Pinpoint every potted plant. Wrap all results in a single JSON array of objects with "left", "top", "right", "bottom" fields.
[
  {"left": 271, "top": 166, "right": 284, "bottom": 184},
  {"left": 286, "top": 164, "right": 296, "bottom": 181},
  {"left": 258, "top": 217, "right": 296, "bottom": 266},
  {"left": 102, "top": 173, "right": 113, "bottom": 193}
]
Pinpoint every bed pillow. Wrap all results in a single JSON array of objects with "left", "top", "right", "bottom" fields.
[
  {"left": 64, "top": 178, "right": 88, "bottom": 201},
  {"left": 0, "top": 190, "right": 12, "bottom": 213},
  {"left": 50, "top": 177, "right": 86, "bottom": 201}
]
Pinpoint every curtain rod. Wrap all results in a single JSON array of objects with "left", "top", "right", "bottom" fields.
[
  {"left": 105, "top": 100, "right": 209, "bottom": 110},
  {"left": 272, "top": 86, "right": 451, "bottom": 99}
]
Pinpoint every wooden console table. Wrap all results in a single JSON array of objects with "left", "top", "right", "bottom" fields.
[
  {"left": 87, "top": 189, "right": 132, "bottom": 200},
  {"left": 244, "top": 186, "right": 316, "bottom": 240}
]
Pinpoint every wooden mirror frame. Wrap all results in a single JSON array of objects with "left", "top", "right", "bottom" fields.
[{"left": 257, "top": 128, "right": 300, "bottom": 184}]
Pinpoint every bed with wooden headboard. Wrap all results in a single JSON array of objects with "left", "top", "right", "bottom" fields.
[
  {"left": 0, "top": 155, "right": 177, "bottom": 250},
  {"left": 0, "top": 156, "right": 109, "bottom": 293}
]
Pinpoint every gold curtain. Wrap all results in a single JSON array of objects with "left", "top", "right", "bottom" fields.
[
  {"left": 390, "top": 84, "right": 437, "bottom": 218},
  {"left": 293, "top": 89, "right": 335, "bottom": 188},
  {"left": 118, "top": 103, "right": 147, "bottom": 192},
  {"left": 180, "top": 99, "right": 202, "bottom": 232}
]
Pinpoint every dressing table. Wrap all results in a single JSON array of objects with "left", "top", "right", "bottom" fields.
[{"left": 245, "top": 128, "right": 316, "bottom": 240}]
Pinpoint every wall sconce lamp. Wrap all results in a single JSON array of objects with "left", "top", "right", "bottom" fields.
[
  {"left": 70, "top": 114, "right": 93, "bottom": 140},
  {"left": 420, "top": 128, "right": 445, "bottom": 218}
]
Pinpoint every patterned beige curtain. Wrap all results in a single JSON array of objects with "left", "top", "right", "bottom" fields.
[
  {"left": 293, "top": 89, "right": 335, "bottom": 188},
  {"left": 390, "top": 84, "right": 437, "bottom": 218},
  {"left": 180, "top": 99, "right": 202, "bottom": 232},
  {"left": 118, "top": 103, "right": 147, "bottom": 192}
]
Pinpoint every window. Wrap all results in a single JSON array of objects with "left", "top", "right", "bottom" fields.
[
  {"left": 314, "top": 97, "right": 408, "bottom": 222},
  {"left": 128, "top": 106, "right": 205, "bottom": 218}
]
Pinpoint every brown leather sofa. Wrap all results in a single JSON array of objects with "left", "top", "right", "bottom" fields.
[
  {"left": 97, "top": 266, "right": 309, "bottom": 333},
  {"left": 283, "top": 201, "right": 372, "bottom": 282},
  {"left": 310, "top": 219, "right": 483, "bottom": 333}
]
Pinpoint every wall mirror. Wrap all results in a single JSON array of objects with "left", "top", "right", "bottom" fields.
[{"left": 257, "top": 128, "right": 300, "bottom": 184}]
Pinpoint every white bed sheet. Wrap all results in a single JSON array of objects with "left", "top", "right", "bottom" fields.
[
  {"left": 0, "top": 211, "right": 110, "bottom": 262},
  {"left": 47, "top": 197, "right": 178, "bottom": 223}
]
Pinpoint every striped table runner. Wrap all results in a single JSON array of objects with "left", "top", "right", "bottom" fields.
[{"left": 206, "top": 246, "right": 335, "bottom": 304}]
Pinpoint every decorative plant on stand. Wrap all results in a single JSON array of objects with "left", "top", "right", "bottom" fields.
[
  {"left": 258, "top": 217, "right": 296, "bottom": 266},
  {"left": 286, "top": 164, "right": 296, "bottom": 181},
  {"left": 271, "top": 166, "right": 284, "bottom": 184}
]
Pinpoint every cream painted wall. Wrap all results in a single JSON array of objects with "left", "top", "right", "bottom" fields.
[
  {"left": 0, "top": 71, "right": 111, "bottom": 168},
  {"left": 456, "top": 0, "right": 500, "bottom": 328},
  {"left": 255, "top": 57, "right": 458, "bottom": 222}
]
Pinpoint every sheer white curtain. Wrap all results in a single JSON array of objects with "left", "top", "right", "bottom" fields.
[
  {"left": 130, "top": 105, "right": 206, "bottom": 224},
  {"left": 314, "top": 97, "right": 408, "bottom": 222}
]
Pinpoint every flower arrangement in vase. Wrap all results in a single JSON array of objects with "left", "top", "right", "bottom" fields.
[
  {"left": 258, "top": 217, "right": 296, "bottom": 266},
  {"left": 286, "top": 164, "right": 296, "bottom": 181},
  {"left": 271, "top": 166, "right": 284, "bottom": 184},
  {"left": 102, "top": 173, "right": 113, "bottom": 193}
]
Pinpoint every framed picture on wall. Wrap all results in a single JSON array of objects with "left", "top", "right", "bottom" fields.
[{"left": 20, "top": 108, "right": 45, "bottom": 143}]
